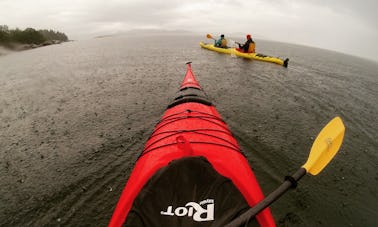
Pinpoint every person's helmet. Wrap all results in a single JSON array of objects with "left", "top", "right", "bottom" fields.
[
  {"left": 246, "top": 34, "right": 251, "bottom": 39},
  {"left": 221, "top": 34, "right": 225, "bottom": 38}
]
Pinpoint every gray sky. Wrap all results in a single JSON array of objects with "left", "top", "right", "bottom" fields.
[{"left": 1, "top": 0, "right": 377, "bottom": 61}]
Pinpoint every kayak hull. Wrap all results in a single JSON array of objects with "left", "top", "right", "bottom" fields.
[{"left": 200, "top": 42, "right": 289, "bottom": 67}]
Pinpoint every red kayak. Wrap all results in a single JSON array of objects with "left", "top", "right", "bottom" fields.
[{"left": 109, "top": 62, "right": 275, "bottom": 226}]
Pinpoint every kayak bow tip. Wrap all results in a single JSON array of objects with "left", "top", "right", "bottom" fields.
[{"left": 180, "top": 62, "right": 202, "bottom": 90}]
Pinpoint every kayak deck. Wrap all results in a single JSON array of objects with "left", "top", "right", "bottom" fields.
[
  {"left": 109, "top": 63, "right": 275, "bottom": 227},
  {"left": 200, "top": 42, "right": 289, "bottom": 67}
]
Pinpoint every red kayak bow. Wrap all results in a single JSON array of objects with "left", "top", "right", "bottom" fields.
[{"left": 109, "top": 62, "right": 275, "bottom": 227}]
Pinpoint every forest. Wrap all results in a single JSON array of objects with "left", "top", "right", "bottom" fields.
[{"left": 0, "top": 25, "right": 68, "bottom": 45}]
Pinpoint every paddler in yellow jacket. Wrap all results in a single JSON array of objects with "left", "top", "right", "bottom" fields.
[
  {"left": 237, "top": 34, "right": 255, "bottom": 53},
  {"left": 214, "top": 34, "right": 228, "bottom": 48}
]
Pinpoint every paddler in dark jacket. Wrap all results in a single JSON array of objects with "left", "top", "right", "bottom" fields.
[{"left": 237, "top": 34, "right": 255, "bottom": 53}]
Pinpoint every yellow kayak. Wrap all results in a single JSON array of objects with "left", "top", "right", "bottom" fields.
[{"left": 199, "top": 42, "right": 289, "bottom": 67}]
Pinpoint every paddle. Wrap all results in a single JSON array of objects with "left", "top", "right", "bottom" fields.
[
  {"left": 225, "top": 116, "right": 345, "bottom": 227},
  {"left": 230, "top": 39, "right": 241, "bottom": 46},
  {"left": 206, "top": 34, "right": 216, "bottom": 40}
]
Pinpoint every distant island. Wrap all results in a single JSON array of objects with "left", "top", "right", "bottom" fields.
[{"left": 0, "top": 25, "right": 69, "bottom": 53}]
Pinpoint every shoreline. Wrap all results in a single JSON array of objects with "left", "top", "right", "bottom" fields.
[
  {"left": 0, "top": 46, "right": 12, "bottom": 56},
  {"left": 0, "top": 40, "right": 67, "bottom": 56}
]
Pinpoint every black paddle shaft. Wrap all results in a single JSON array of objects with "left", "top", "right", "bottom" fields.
[{"left": 225, "top": 168, "right": 307, "bottom": 227}]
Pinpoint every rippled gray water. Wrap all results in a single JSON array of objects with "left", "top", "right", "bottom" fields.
[{"left": 0, "top": 34, "right": 377, "bottom": 226}]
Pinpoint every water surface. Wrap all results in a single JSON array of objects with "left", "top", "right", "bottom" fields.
[{"left": 0, "top": 34, "right": 377, "bottom": 226}]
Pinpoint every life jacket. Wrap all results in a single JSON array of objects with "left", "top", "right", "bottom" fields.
[
  {"left": 247, "top": 42, "right": 255, "bottom": 53},
  {"left": 220, "top": 39, "right": 228, "bottom": 48}
]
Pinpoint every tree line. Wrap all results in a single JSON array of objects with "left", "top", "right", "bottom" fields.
[{"left": 0, "top": 25, "right": 69, "bottom": 45}]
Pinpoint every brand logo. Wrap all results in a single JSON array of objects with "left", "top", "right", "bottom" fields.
[{"left": 160, "top": 199, "right": 214, "bottom": 222}]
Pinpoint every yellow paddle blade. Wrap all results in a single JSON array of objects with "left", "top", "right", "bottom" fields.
[
  {"left": 302, "top": 117, "right": 345, "bottom": 175},
  {"left": 206, "top": 34, "right": 213, "bottom": 39}
]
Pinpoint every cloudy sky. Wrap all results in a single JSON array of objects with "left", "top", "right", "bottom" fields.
[{"left": 1, "top": 0, "right": 377, "bottom": 61}]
